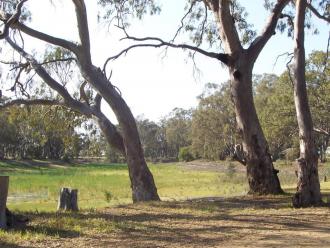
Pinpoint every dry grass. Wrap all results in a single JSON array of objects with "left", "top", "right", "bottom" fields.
[
  {"left": 1, "top": 160, "right": 330, "bottom": 247},
  {"left": 1, "top": 194, "right": 330, "bottom": 247}
]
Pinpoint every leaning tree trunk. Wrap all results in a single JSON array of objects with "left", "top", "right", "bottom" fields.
[
  {"left": 83, "top": 65, "right": 160, "bottom": 202},
  {"left": 95, "top": 113, "right": 126, "bottom": 154},
  {"left": 229, "top": 54, "right": 283, "bottom": 194},
  {"left": 0, "top": 176, "right": 9, "bottom": 229},
  {"left": 292, "top": 0, "right": 322, "bottom": 207}
]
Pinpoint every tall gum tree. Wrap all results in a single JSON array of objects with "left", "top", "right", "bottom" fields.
[
  {"left": 114, "top": 0, "right": 293, "bottom": 194},
  {"left": 0, "top": 0, "right": 159, "bottom": 202},
  {"left": 291, "top": 0, "right": 329, "bottom": 207}
]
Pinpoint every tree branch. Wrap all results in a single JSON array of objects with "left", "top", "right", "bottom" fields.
[
  {"left": 280, "top": 13, "right": 294, "bottom": 28},
  {"left": 79, "top": 81, "right": 90, "bottom": 105},
  {"left": 171, "top": 0, "right": 201, "bottom": 42},
  {"left": 0, "top": 0, "right": 27, "bottom": 39},
  {"left": 314, "top": 127, "right": 330, "bottom": 136},
  {"left": 12, "top": 22, "right": 80, "bottom": 54},
  {"left": 94, "top": 93, "right": 102, "bottom": 112},
  {"left": 307, "top": 2, "right": 330, "bottom": 23},
  {"left": 5, "top": 37, "right": 92, "bottom": 114},
  {"left": 71, "top": 0, "right": 92, "bottom": 63},
  {"left": 0, "top": 96, "right": 125, "bottom": 154},
  {"left": 104, "top": 30, "right": 229, "bottom": 71},
  {"left": 213, "top": 0, "right": 242, "bottom": 53},
  {"left": 6, "top": 38, "right": 125, "bottom": 154},
  {"left": 248, "top": 0, "right": 291, "bottom": 62}
]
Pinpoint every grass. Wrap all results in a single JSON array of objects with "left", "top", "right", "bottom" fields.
[
  {"left": 1, "top": 161, "right": 132, "bottom": 211},
  {"left": 1, "top": 160, "right": 330, "bottom": 247},
  {"left": 0, "top": 160, "right": 249, "bottom": 212},
  {"left": 1, "top": 195, "right": 330, "bottom": 247},
  {"left": 1, "top": 160, "right": 330, "bottom": 212}
]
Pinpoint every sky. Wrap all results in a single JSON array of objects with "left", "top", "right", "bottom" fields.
[{"left": 2, "top": 0, "right": 330, "bottom": 122}]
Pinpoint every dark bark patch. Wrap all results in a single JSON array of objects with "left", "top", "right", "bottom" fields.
[
  {"left": 252, "top": 134, "right": 262, "bottom": 157},
  {"left": 217, "top": 54, "right": 229, "bottom": 65},
  {"left": 233, "top": 70, "right": 241, "bottom": 80},
  {"left": 5, "top": 208, "right": 29, "bottom": 229}
]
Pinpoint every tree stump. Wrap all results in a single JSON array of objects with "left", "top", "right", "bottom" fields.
[
  {"left": 57, "top": 188, "right": 79, "bottom": 211},
  {"left": 0, "top": 176, "right": 9, "bottom": 229}
]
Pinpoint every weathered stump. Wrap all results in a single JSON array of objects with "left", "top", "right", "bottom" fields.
[
  {"left": 57, "top": 188, "right": 78, "bottom": 211},
  {"left": 0, "top": 176, "right": 9, "bottom": 229}
]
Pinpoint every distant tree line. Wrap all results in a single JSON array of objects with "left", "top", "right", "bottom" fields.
[
  {"left": 0, "top": 104, "right": 108, "bottom": 161},
  {"left": 136, "top": 51, "right": 329, "bottom": 163},
  {"left": 0, "top": 51, "right": 328, "bottom": 163}
]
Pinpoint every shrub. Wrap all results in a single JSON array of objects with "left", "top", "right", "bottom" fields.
[{"left": 178, "top": 146, "right": 194, "bottom": 162}]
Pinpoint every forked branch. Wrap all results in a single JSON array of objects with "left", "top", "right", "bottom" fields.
[
  {"left": 248, "top": 0, "right": 291, "bottom": 61},
  {"left": 0, "top": 0, "right": 27, "bottom": 39}
]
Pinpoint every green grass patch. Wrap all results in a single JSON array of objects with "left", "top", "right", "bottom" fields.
[
  {"left": 1, "top": 161, "right": 248, "bottom": 212},
  {"left": 1, "top": 160, "right": 330, "bottom": 212}
]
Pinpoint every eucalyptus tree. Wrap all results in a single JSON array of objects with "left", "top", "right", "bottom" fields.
[
  {"left": 307, "top": 51, "right": 330, "bottom": 163},
  {"left": 163, "top": 108, "right": 193, "bottom": 158},
  {"left": 112, "top": 0, "right": 295, "bottom": 194},
  {"left": 254, "top": 52, "right": 329, "bottom": 164},
  {"left": 254, "top": 73, "right": 298, "bottom": 160},
  {"left": 136, "top": 116, "right": 164, "bottom": 160},
  {"left": 290, "top": 0, "right": 329, "bottom": 207},
  {"left": 0, "top": 0, "right": 159, "bottom": 202},
  {"left": 192, "top": 82, "right": 238, "bottom": 160},
  {"left": 2, "top": 103, "right": 85, "bottom": 160}
]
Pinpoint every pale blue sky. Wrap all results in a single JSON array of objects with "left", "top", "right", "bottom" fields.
[{"left": 6, "top": 0, "right": 330, "bottom": 122}]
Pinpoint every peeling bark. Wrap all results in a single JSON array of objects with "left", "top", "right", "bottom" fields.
[
  {"left": 200, "top": 0, "right": 291, "bottom": 194},
  {"left": 229, "top": 53, "right": 283, "bottom": 194},
  {"left": 292, "top": 0, "right": 322, "bottom": 207}
]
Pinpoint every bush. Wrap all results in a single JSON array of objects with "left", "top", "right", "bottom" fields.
[{"left": 178, "top": 146, "right": 194, "bottom": 162}]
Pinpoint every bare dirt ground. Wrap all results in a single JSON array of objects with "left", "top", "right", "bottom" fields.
[{"left": 2, "top": 195, "right": 329, "bottom": 248}]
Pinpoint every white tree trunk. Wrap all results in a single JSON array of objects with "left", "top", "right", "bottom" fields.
[{"left": 292, "top": 0, "right": 322, "bottom": 207}]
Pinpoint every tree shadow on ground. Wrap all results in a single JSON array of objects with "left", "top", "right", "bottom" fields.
[
  {"left": 0, "top": 160, "right": 66, "bottom": 173},
  {"left": 12, "top": 195, "right": 330, "bottom": 247},
  {"left": 0, "top": 241, "right": 22, "bottom": 248}
]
